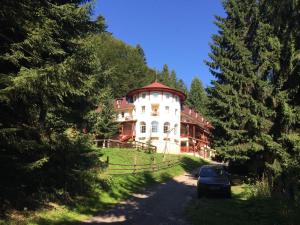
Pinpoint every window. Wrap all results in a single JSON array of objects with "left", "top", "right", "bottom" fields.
[
  {"left": 142, "top": 93, "right": 146, "bottom": 99},
  {"left": 175, "top": 108, "right": 178, "bottom": 115},
  {"left": 164, "top": 122, "right": 170, "bottom": 133},
  {"left": 153, "top": 92, "right": 159, "bottom": 98},
  {"left": 140, "top": 122, "right": 146, "bottom": 133},
  {"left": 166, "top": 94, "right": 170, "bottom": 99},
  {"left": 151, "top": 121, "right": 159, "bottom": 133},
  {"left": 174, "top": 124, "right": 178, "bottom": 135},
  {"left": 121, "top": 112, "right": 125, "bottom": 118},
  {"left": 141, "top": 106, "right": 145, "bottom": 113},
  {"left": 151, "top": 104, "right": 159, "bottom": 116},
  {"left": 165, "top": 106, "right": 169, "bottom": 113}
]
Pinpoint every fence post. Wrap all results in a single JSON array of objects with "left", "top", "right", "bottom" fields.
[
  {"left": 133, "top": 155, "right": 137, "bottom": 174},
  {"left": 152, "top": 158, "right": 156, "bottom": 172},
  {"left": 106, "top": 156, "right": 109, "bottom": 169}
]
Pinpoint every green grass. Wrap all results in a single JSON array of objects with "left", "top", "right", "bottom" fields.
[
  {"left": 4, "top": 148, "right": 205, "bottom": 225},
  {"left": 185, "top": 184, "right": 300, "bottom": 225}
]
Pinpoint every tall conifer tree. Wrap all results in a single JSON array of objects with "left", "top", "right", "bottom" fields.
[
  {"left": 186, "top": 77, "right": 208, "bottom": 116},
  {"left": 207, "top": 0, "right": 274, "bottom": 170}
]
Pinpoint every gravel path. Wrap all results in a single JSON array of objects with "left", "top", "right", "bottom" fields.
[{"left": 82, "top": 171, "right": 198, "bottom": 225}]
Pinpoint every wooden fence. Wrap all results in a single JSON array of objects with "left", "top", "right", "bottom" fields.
[
  {"left": 94, "top": 139, "right": 157, "bottom": 152},
  {"left": 102, "top": 156, "right": 180, "bottom": 175}
]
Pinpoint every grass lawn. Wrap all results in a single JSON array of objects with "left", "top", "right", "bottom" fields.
[
  {"left": 3, "top": 148, "right": 205, "bottom": 225},
  {"left": 185, "top": 184, "right": 300, "bottom": 225}
]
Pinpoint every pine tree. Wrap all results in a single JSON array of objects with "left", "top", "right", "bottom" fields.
[
  {"left": 169, "top": 70, "right": 177, "bottom": 88},
  {"left": 0, "top": 0, "right": 104, "bottom": 207},
  {"left": 208, "top": 0, "right": 300, "bottom": 196},
  {"left": 160, "top": 64, "right": 170, "bottom": 84},
  {"left": 206, "top": 0, "right": 274, "bottom": 171},
  {"left": 186, "top": 77, "right": 208, "bottom": 116},
  {"left": 86, "top": 88, "right": 119, "bottom": 139},
  {"left": 136, "top": 44, "right": 147, "bottom": 65}
]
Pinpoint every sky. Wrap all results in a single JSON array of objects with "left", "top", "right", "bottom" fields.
[{"left": 93, "top": 0, "right": 225, "bottom": 88}]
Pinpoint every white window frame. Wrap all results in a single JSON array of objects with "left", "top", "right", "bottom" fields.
[{"left": 151, "top": 121, "right": 159, "bottom": 133}]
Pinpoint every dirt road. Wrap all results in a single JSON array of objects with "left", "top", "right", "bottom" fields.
[{"left": 83, "top": 171, "right": 198, "bottom": 225}]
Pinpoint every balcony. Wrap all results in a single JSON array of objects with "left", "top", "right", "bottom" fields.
[
  {"left": 124, "top": 116, "right": 134, "bottom": 121},
  {"left": 151, "top": 111, "right": 159, "bottom": 116}
]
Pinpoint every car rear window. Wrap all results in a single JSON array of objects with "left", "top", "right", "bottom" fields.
[{"left": 200, "top": 167, "right": 225, "bottom": 177}]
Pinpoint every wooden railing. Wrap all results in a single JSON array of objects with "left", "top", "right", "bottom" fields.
[
  {"left": 94, "top": 139, "right": 157, "bottom": 152},
  {"left": 102, "top": 156, "right": 180, "bottom": 175}
]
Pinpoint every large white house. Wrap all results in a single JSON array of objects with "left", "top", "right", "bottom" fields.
[{"left": 114, "top": 82, "right": 213, "bottom": 156}]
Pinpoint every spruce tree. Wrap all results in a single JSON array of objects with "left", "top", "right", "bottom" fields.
[
  {"left": 160, "top": 64, "right": 170, "bottom": 84},
  {"left": 86, "top": 88, "right": 118, "bottom": 139},
  {"left": 208, "top": 0, "right": 300, "bottom": 196},
  {"left": 136, "top": 44, "right": 147, "bottom": 65},
  {"left": 186, "top": 77, "right": 208, "bottom": 116},
  {"left": 169, "top": 70, "right": 177, "bottom": 88},
  {"left": 207, "top": 0, "right": 274, "bottom": 172},
  {"left": 0, "top": 0, "right": 104, "bottom": 206}
]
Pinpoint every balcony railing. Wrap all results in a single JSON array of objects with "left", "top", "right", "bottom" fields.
[
  {"left": 125, "top": 116, "right": 134, "bottom": 121},
  {"left": 151, "top": 112, "right": 159, "bottom": 116}
]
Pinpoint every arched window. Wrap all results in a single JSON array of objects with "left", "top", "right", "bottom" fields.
[
  {"left": 174, "top": 124, "right": 178, "bottom": 135},
  {"left": 163, "top": 122, "right": 170, "bottom": 133},
  {"left": 151, "top": 121, "right": 159, "bottom": 133},
  {"left": 140, "top": 122, "right": 146, "bottom": 133}
]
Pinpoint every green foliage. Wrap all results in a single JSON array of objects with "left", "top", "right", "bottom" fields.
[
  {"left": 186, "top": 77, "right": 208, "bottom": 116},
  {"left": 84, "top": 33, "right": 151, "bottom": 98},
  {"left": 85, "top": 88, "right": 119, "bottom": 138},
  {"left": 186, "top": 184, "right": 300, "bottom": 225},
  {"left": 156, "top": 64, "right": 188, "bottom": 93},
  {"left": 6, "top": 148, "right": 205, "bottom": 225},
  {"left": 207, "top": 0, "right": 300, "bottom": 197},
  {"left": 0, "top": 0, "right": 105, "bottom": 211}
]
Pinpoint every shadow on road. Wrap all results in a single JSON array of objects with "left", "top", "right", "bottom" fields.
[{"left": 80, "top": 173, "right": 198, "bottom": 225}]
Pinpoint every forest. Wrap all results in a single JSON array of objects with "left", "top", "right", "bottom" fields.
[
  {"left": 0, "top": 0, "right": 205, "bottom": 215},
  {"left": 207, "top": 0, "right": 300, "bottom": 199},
  {"left": 0, "top": 0, "right": 299, "bottom": 221}
]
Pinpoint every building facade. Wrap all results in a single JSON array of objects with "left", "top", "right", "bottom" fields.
[{"left": 114, "top": 82, "right": 213, "bottom": 156}]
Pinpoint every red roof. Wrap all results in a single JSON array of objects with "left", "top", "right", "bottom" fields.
[
  {"left": 181, "top": 106, "right": 213, "bottom": 130},
  {"left": 114, "top": 97, "right": 134, "bottom": 111},
  {"left": 142, "top": 82, "right": 171, "bottom": 89},
  {"left": 127, "top": 82, "right": 186, "bottom": 101}
]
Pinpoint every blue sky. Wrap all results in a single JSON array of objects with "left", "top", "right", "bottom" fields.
[{"left": 93, "top": 0, "right": 225, "bottom": 88}]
